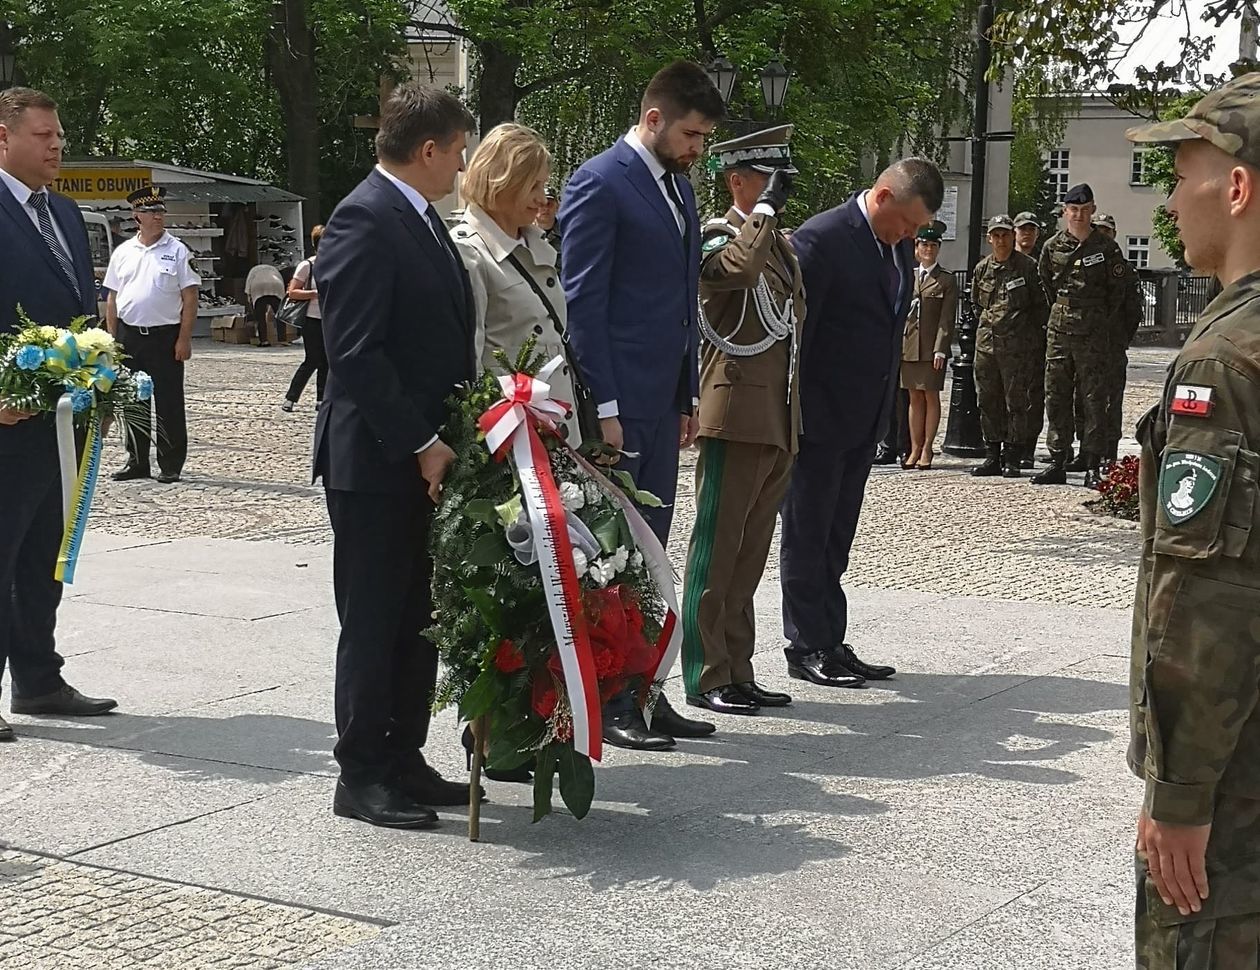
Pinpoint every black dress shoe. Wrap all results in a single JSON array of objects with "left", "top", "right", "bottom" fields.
[
  {"left": 394, "top": 750, "right": 481, "bottom": 806},
  {"left": 872, "top": 448, "right": 897, "bottom": 466},
  {"left": 461, "top": 725, "right": 532, "bottom": 784},
  {"left": 11, "top": 684, "right": 118, "bottom": 716},
  {"left": 111, "top": 465, "right": 151, "bottom": 481},
  {"left": 734, "top": 681, "right": 793, "bottom": 707},
  {"left": 787, "top": 651, "right": 866, "bottom": 688},
  {"left": 652, "top": 693, "right": 716, "bottom": 737},
  {"left": 332, "top": 780, "right": 438, "bottom": 830},
  {"left": 603, "top": 705, "right": 676, "bottom": 751},
  {"left": 156, "top": 472, "right": 181, "bottom": 484},
  {"left": 687, "top": 685, "right": 760, "bottom": 716},
  {"left": 835, "top": 643, "right": 896, "bottom": 680},
  {"left": 0, "top": 714, "right": 13, "bottom": 741}
]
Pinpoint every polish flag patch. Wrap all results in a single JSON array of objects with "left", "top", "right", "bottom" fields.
[{"left": 1171, "top": 384, "right": 1214, "bottom": 417}]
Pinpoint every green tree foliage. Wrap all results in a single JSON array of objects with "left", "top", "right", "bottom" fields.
[{"left": 1141, "top": 93, "right": 1204, "bottom": 267}]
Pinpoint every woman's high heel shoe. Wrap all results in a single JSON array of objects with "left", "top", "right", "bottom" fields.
[
  {"left": 900, "top": 450, "right": 920, "bottom": 470},
  {"left": 461, "top": 725, "right": 533, "bottom": 784},
  {"left": 915, "top": 448, "right": 935, "bottom": 470}
]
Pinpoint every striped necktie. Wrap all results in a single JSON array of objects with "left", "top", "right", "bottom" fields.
[{"left": 27, "top": 192, "right": 81, "bottom": 301}]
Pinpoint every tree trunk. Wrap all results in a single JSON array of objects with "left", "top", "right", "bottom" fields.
[
  {"left": 476, "top": 40, "right": 520, "bottom": 135},
  {"left": 266, "top": 0, "right": 321, "bottom": 229},
  {"left": 80, "top": 73, "right": 109, "bottom": 153}
]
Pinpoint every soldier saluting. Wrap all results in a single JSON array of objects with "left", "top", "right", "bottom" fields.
[
  {"left": 1124, "top": 72, "right": 1260, "bottom": 967},
  {"left": 681, "top": 125, "right": 811, "bottom": 716},
  {"left": 1032, "top": 183, "right": 1130, "bottom": 486}
]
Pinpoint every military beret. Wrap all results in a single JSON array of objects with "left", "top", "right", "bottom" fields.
[
  {"left": 1061, "top": 183, "right": 1094, "bottom": 205},
  {"left": 1013, "top": 211, "right": 1040, "bottom": 228},
  {"left": 127, "top": 185, "right": 167, "bottom": 212},
  {"left": 986, "top": 214, "right": 1014, "bottom": 232},
  {"left": 916, "top": 220, "right": 946, "bottom": 242},
  {"left": 1127, "top": 72, "right": 1260, "bottom": 171},
  {"left": 1091, "top": 212, "right": 1117, "bottom": 230}
]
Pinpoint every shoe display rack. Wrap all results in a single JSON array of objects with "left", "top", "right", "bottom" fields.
[{"left": 255, "top": 203, "right": 304, "bottom": 268}]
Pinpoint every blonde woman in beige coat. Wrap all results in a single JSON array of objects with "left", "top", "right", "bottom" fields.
[{"left": 452, "top": 123, "right": 580, "bottom": 445}]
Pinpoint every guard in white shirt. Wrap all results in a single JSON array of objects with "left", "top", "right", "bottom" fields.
[{"left": 104, "top": 185, "right": 200, "bottom": 483}]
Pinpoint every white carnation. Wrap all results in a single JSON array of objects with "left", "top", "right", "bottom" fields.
[
  {"left": 559, "top": 481, "right": 586, "bottom": 511},
  {"left": 588, "top": 558, "right": 617, "bottom": 587},
  {"left": 609, "top": 545, "right": 629, "bottom": 573},
  {"left": 74, "top": 329, "right": 116, "bottom": 353}
]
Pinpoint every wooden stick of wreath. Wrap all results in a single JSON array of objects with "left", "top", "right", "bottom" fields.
[{"left": 468, "top": 714, "right": 488, "bottom": 841}]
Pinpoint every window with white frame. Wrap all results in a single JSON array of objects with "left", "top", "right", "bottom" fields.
[
  {"left": 1130, "top": 148, "right": 1149, "bottom": 185},
  {"left": 1127, "top": 235, "right": 1150, "bottom": 268},
  {"left": 1048, "top": 149, "right": 1070, "bottom": 203}
]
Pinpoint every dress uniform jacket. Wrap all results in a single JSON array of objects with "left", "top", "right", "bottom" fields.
[
  {"left": 696, "top": 206, "right": 805, "bottom": 453},
  {"left": 453, "top": 203, "right": 580, "bottom": 443},
  {"left": 1130, "top": 273, "right": 1260, "bottom": 930},
  {"left": 901, "top": 265, "right": 957, "bottom": 391},
  {"left": 683, "top": 204, "right": 805, "bottom": 698}
]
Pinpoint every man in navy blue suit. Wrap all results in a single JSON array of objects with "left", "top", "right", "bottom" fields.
[
  {"left": 313, "top": 83, "right": 477, "bottom": 829},
  {"left": 561, "top": 61, "right": 725, "bottom": 750},
  {"left": 0, "top": 88, "right": 118, "bottom": 741},
  {"left": 781, "top": 159, "right": 944, "bottom": 689}
]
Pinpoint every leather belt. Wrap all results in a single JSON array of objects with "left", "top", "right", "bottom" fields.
[{"left": 120, "top": 321, "right": 174, "bottom": 336}]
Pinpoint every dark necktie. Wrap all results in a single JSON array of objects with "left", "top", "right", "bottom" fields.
[
  {"left": 660, "top": 173, "right": 692, "bottom": 250},
  {"left": 27, "top": 192, "right": 81, "bottom": 301},
  {"left": 423, "top": 204, "right": 460, "bottom": 277},
  {"left": 880, "top": 242, "right": 899, "bottom": 308}
]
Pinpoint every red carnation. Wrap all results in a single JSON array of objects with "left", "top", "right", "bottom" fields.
[
  {"left": 533, "top": 686, "right": 558, "bottom": 718},
  {"left": 494, "top": 639, "right": 525, "bottom": 673}
]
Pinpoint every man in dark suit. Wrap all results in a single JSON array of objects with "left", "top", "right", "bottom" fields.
[
  {"left": 0, "top": 88, "right": 118, "bottom": 742},
  {"left": 313, "top": 83, "right": 476, "bottom": 829},
  {"left": 561, "top": 60, "right": 725, "bottom": 750},
  {"left": 780, "top": 158, "right": 944, "bottom": 688}
]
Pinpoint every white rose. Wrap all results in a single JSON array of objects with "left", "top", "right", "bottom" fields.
[
  {"left": 610, "top": 545, "right": 629, "bottom": 573},
  {"left": 559, "top": 481, "right": 586, "bottom": 511}
]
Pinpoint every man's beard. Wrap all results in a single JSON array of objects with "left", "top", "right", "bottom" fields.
[{"left": 655, "top": 148, "right": 695, "bottom": 174}]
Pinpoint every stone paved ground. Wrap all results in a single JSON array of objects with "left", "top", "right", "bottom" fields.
[{"left": 2, "top": 341, "right": 1176, "bottom": 969}]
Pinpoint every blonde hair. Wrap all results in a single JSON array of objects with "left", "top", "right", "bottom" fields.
[{"left": 462, "top": 123, "right": 552, "bottom": 212}]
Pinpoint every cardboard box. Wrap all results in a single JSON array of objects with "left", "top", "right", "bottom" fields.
[{"left": 210, "top": 314, "right": 253, "bottom": 345}]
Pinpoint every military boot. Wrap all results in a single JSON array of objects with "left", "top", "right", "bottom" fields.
[
  {"left": 1063, "top": 449, "right": 1089, "bottom": 473},
  {"left": 1083, "top": 454, "right": 1109, "bottom": 489},
  {"left": 1031, "top": 453, "right": 1068, "bottom": 485},
  {"left": 1020, "top": 444, "right": 1035, "bottom": 470},
  {"left": 1001, "top": 444, "right": 1022, "bottom": 478},
  {"left": 971, "top": 444, "right": 1003, "bottom": 477}
]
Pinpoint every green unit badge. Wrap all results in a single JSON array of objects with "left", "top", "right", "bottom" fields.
[
  {"left": 1159, "top": 451, "right": 1224, "bottom": 524},
  {"left": 702, "top": 234, "right": 729, "bottom": 254}
]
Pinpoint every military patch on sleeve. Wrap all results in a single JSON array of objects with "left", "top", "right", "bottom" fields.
[
  {"left": 702, "top": 234, "right": 729, "bottom": 254},
  {"left": 1170, "top": 384, "right": 1214, "bottom": 417},
  {"left": 1082, "top": 253, "right": 1105, "bottom": 267},
  {"left": 1112, "top": 262, "right": 1125, "bottom": 277},
  {"left": 1159, "top": 451, "right": 1223, "bottom": 524}
]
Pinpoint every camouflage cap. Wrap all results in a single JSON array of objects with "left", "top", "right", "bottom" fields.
[
  {"left": 986, "top": 214, "right": 1014, "bottom": 232},
  {"left": 1126, "top": 71, "right": 1260, "bottom": 169},
  {"left": 1013, "top": 211, "right": 1040, "bottom": 227},
  {"left": 1092, "top": 212, "right": 1117, "bottom": 230}
]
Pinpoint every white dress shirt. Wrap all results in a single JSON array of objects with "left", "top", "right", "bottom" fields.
[
  {"left": 0, "top": 164, "right": 73, "bottom": 258},
  {"left": 857, "top": 189, "right": 905, "bottom": 312},
  {"left": 375, "top": 164, "right": 452, "bottom": 453}
]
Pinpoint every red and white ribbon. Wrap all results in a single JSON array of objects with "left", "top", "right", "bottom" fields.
[{"left": 478, "top": 358, "right": 601, "bottom": 760}]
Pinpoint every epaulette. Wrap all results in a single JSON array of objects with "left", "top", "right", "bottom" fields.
[{"left": 701, "top": 218, "right": 738, "bottom": 255}]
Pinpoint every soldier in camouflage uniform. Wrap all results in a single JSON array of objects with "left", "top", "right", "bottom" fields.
[
  {"left": 682, "top": 126, "right": 808, "bottom": 716},
  {"left": 1091, "top": 212, "right": 1147, "bottom": 461},
  {"left": 969, "top": 215, "right": 1049, "bottom": 477},
  {"left": 1014, "top": 212, "right": 1047, "bottom": 468},
  {"left": 1126, "top": 73, "right": 1260, "bottom": 969},
  {"left": 1032, "top": 183, "right": 1130, "bottom": 487}
]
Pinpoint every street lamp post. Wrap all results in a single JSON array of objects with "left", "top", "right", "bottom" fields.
[
  {"left": 942, "top": 0, "right": 996, "bottom": 459},
  {"left": 0, "top": 24, "right": 16, "bottom": 90},
  {"left": 759, "top": 60, "right": 790, "bottom": 116},
  {"left": 704, "top": 57, "right": 739, "bottom": 107}
]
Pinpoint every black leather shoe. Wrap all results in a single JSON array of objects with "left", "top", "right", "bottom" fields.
[
  {"left": 394, "top": 749, "right": 481, "bottom": 805},
  {"left": 11, "top": 684, "right": 117, "bottom": 716},
  {"left": 652, "top": 694, "right": 716, "bottom": 738},
  {"left": 1064, "top": 450, "right": 1089, "bottom": 473},
  {"left": 1031, "top": 459, "right": 1068, "bottom": 485},
  {"left": 835, "top": 643, "right": 896, "bottom": 680},
  {"left": 332, "top": 780, "right": 439, "bottom": 829},
  {"left": 872, "top": 447, "right": 897, "bottom": 466},
  {"left": 461, "top": 725, "right": 532, "bottom": 784},
  {"left": 734, "top": 681, "right": 793, "bottom": 707},
  {"left": 787, "top": 651, "right": 866, "bottom": 688},
  {"left": 687, "top": 685, "right": 760, "bottom": 716},
  {"left": 156, "top": 472, "right": 181, "bottom": 484},
  {"left": 603, "top": 706, "right": 676, "bottom": 751},
  {"left": 0, "top": 714, "right": 13, "bottom": 741},
  {"left": 111, "top": 465, "right": 150, "bottom": 481}
]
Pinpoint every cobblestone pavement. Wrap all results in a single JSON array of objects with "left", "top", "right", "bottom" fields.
[
  {"left": 92, "top": 341, "right": 1171, "bottom": 608},
  {"left": 0, "top": 850, "right": 382, "bottom": 970}
]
